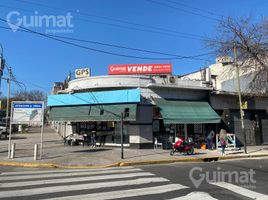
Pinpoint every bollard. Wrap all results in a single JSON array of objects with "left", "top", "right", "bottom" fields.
[
  {"left": 34, "top": 144, "right": 39, "bottom": 160},
  {"left": 11, "top": 143, "right": 16, "bottom": 159}
]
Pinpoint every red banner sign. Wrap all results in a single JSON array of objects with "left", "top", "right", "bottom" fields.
[{"left": 108, "top": 63, "right": 172, "bottom": 75}]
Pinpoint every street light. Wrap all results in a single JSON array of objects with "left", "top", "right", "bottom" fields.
[
  {"left": 0, "top": 43, "right": 3, "bottom": 58},
  {"left": 121, "top": 107, "right": 130, "bottom": 159},
  {"left": 0, "top": 43, "right": 4, "bottom": 92}
]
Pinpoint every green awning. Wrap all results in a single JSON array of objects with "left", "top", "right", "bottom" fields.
[
  {"left": 48, "top": 104, "right": 137, "bottom": 122},
  {"left": 154, "top": 99, "right": 221, "bottom": 124}
]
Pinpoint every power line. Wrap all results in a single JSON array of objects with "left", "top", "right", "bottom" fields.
[
  {"left": 0, "top": 25, "right": 213, "bottom": 62},
  {"left": 10, "top": 0, "right": 212, "bottom": 41},
  {"left": 166, "top": 0, "right": 225, "bottom": 19},
  {"left": 0, "top": 3, "right": 200, "bottom": 41},
  {"left": 0, "top": 20, "right": 213, "bottom": 61},
  {"left": 146, "top": 0, "right": 220, "bottom": 22}
]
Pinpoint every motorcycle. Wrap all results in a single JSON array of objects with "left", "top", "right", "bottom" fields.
[{"left": 170, "top": 137, "right": 195, "bottom": 156}]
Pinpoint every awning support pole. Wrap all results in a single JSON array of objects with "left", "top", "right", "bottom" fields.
[
  {"left": 121, "top": 113, "right": 124, "bottom": 159},
  {"left": 184, "top": 124, "right": 187, "bottom": 140}
]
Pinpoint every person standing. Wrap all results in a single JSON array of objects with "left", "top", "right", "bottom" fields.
[
  {"left": 219, "top": 129, "right": 227, "bottom": 155},
  {"left": 91, "top": 131, "right": 96, "bottom": 148},
  {"left": 206, "top": 127, "right": 215, "bottom": 150}
]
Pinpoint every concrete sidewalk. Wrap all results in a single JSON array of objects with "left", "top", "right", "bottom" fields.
[{"left": 0, "top": 127, "right": 268, "bottom": 168}]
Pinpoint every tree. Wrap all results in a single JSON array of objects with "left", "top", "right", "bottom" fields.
[
  {"left": 13, "top": 90, "right": 47, "bottom": 101},
  {"left": 207, "top": 16, "right": 268, "bottom": 94}
]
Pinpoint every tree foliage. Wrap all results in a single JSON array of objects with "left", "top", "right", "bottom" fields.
[
  {"left": 13, "top": 90, "right": 47, "bottom": 101},
  {"left": 208, "top": 16, "right": 268, "bottom": 94}
]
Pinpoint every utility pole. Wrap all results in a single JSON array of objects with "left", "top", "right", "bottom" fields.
[
  {"left": 121, "top": 112, "right": 124, "bottom": 159},
  {"left": 0, "top": 43, "right": 4, "bottom": 94},
  {"left": 234, "top": 44, "right": 247, "bottom": 154},
  {"left": 7, "top": 67, "right": 12, "bottom": 158}
]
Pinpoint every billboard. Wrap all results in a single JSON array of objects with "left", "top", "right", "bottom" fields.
[
  {"left": 12, "top": 102, "right": 44, "bottom": 124},
  {"left": 75, "top": 68, "right": 91, "bottom": 78},
  {"left": 108, "top": 63, "right": 172, "bottom": 75}
]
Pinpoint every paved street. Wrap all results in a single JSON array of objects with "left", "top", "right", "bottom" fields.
[{"left": 0, "top": 158, "right": 267, "bottom": 200}]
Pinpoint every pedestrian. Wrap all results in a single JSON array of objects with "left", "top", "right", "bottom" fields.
[
  {"left": 219, "top": 129, "right": 227, "bottom": 155},
  {"left": 91, "top": 131, "right": 96, "bottom": 148},
  {"left": 100, "top": 135, "right": 107, "bottom": 146},
  {"left": 206, "top": 126, "right": 215, "bottom": 150}
]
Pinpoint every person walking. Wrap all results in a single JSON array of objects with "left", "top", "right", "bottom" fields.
[
  {"left": 219, "top": 129, "right": 227, "bottom": 155},
  {"left": 206, "top": 126, "right": 215, "bottom": 150},
  {"left": 91, "top": 131, "right": 96, "bottom": 148}
]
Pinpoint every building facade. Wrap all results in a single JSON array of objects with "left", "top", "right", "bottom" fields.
[
  {"left": 48, "top": 59, "right": 268, "bottom": 148},
  {"left": 182, "top": 58, "right": 268, "bottom": 145},
  {"left": 48, "top": 74, "right": 220, "bottom": 148}
]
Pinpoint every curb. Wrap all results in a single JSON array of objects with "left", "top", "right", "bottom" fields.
[
  {"left": 0, "top": 153, "right": 268, "bottom": 169},
  {"left": 0, "top": 161, "right": 122, "bottom": 169}
]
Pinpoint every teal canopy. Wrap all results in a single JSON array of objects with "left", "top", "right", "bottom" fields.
[
  {"left": 48, "top": 104, "right": 137, "bottom": 122},
  {"left": 154, "top": 99, "right": 221, "bottom": 124}
]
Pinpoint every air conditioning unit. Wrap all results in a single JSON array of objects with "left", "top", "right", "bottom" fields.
[{"left": 167, "top": 75, "right": 177, "bottom": 84}]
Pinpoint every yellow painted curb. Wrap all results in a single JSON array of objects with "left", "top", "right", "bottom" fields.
[
  {"left": 0, "top": 153, "right": 267, "bottom": 169},
  {"left": 54, "top": 162, "right": 121, "bottom": 169},
  {"left": 0, "top": 161, "right": 58, "bottom": 168},
  {"left": 0, "top": 161, "right": 122, "bottom": 169}
]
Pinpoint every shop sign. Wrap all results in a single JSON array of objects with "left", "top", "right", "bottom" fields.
[
  {"left": 241, "top": 101, "right": 248, "bottom": 109},
  {"left": 108, "top": 63, "right": 172, "bottom": 75},
  {"left": 75, "top": 68, "right": 91, "bottom": 78}
]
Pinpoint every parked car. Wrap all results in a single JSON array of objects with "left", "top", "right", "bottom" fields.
[
  {"left": 0, "top": 123, "right": 7, "bottom": 140},
  {"left": 64, "top": 133, "right": 84, "bottom": 146}
]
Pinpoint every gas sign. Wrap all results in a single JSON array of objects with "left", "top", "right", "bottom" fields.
[{"left": 75, "top": 68, "right": 91, "bottom": 78}]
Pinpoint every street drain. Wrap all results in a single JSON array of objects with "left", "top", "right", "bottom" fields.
[{"left": 203, "top": 157, "right": 219, "bottom": 162}]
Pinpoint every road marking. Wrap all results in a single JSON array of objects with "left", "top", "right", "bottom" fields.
[
  {"left": 210, "top": 182, "right": 268, "bottom": 200},
  {"left": 43, "top": 184, "right": 188, "bottom": 200},
  {"left": 0, "top": 177, "right": 169, "bottom": 198},
  {"left": 168, "top": 191, "right": 218, "bottom": 200},
  {"left": 0, "top": 167, "right": 134, "bottom": 176},
  {"left": 0, "top": 168, "right": 142, "bottom": 181},
  {"left": 0, "top": 172, "right": 154, "bottom": 188}
]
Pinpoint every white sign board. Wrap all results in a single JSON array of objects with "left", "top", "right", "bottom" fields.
[
  {"left": 75, "top": 68, "right": 90, "bottom": 78},
  {"left": 12, "top": 102, "right": 44, "bottom": 125}
]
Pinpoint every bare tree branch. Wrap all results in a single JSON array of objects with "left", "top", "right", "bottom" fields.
[{"left": 207, "top": 16, "right": 268, "bottom": 94}]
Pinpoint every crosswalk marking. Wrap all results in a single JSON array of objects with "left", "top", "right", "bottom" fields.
[
  {"left": 0, "top": 177, "right": 169, "bottom": 198},
  {"left": 2, "top": 167, "right": 265, "bottom": 200},
  {"left": 0, "top": 168, "right": 142, "bottom": 181},
  {"left": 0, "top": 172, "right": 154, "bottom": 188},
  {"left": 168, "top": 192, "right": 218, "bottom": 200},
  {"left": 210, "top": 182, "right": 268, "bottom": 200},
  {"left": 42, "top": 184, "right": 188, "bottom": 200},
  {"left": 0, "top": 167, "right": 134, "bottom": 176}
]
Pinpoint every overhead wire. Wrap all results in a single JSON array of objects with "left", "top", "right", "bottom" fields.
[
  {"left": 9, "top": 0, "right": 213, "bottom": 41},
  {"left": 166, "top": 0, "right": 226, "bottom": 19},
  {"left": 146, "top": 0, "right": 221, "bottom": 22},
  {"left": 0, "top": 25, "right": 213, "bottom": 62},
  {"left": 0, "top": 20, "right": 213, "bottom": 61}
]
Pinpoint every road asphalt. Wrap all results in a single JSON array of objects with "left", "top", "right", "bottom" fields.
[
  {"left": 0, "top": 158, "right": 267, "bottom": 200},
  {"left": 0, "top": 126, "right": 268, "bottom": 168}
]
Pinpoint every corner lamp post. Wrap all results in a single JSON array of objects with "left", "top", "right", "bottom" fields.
[
  {"left": 233, "top": 44, "right": 247, "bottom": 154},
  {"left": 0, "top": 43, "right": 4, "bottom": 92},
  {"left": 121, "top": 108, "right": 129, "bottom": 159}
]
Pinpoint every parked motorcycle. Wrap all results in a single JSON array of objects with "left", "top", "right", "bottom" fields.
[{"left": 170, "top": 137, "right": 195, "bottom": 156}]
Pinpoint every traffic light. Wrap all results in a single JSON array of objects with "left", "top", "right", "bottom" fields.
[{"left": 124, "top": 108, "right": 129, "bottom": 118}]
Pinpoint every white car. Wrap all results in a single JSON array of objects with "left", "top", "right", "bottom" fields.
[
  {"left": 0, "top": 125, "right": 7, "bottom": 139},
  {"left": 0, "top": 125, "right": 7, "bottom": 132}
]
